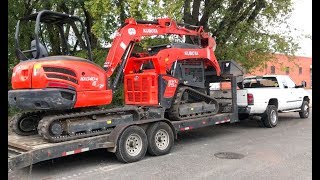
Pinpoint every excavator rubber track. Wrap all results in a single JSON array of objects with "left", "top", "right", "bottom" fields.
[
  {"left": 37, "top": 106, "right": 141, "bottom": 143},
  {"left": 9, "top": 111, "right": 46, "bottom": 136},
  {"left": 168, "top": 86, "right": 219, "bottom": 121}
]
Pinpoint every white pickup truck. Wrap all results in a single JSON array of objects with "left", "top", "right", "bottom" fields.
[{"left": 236, "top": 75, "right": 310, "bottom": 128}]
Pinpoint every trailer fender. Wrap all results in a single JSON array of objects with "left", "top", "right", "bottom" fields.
[{"left": 107, "top": 118, "right": 176, "bottom": 153}]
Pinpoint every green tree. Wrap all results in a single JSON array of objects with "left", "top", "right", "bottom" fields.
[{"left": 182, "top": 0, "right": 300, "bottom": 72}]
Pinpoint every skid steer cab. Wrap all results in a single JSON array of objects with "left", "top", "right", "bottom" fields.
[{"left": 9, "top": 10, "right": 112, "bottom": 110}]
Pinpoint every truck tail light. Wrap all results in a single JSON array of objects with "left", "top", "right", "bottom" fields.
[{"left": 247, "top": 93, "right": 254, "bottom": 105}]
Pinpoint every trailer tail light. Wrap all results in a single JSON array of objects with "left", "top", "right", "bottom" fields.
[{"left": 247, "top": 93, "right": 254, "bottom": 105}]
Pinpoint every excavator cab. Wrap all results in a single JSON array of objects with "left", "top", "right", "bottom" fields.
[{"left": 15, "top": 10, "right": 92, "bottom": 61}]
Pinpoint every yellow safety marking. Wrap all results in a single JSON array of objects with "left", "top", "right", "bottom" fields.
[{"left": 34, "top": 64, "right": 42, "bottom": 69}]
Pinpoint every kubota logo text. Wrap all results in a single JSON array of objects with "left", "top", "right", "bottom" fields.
[
  {"left": 143, "top": 29, "right": 158, "bottom": 34},
  {"left": 184, "top": 51, "right": 199, "bottom": 56}
]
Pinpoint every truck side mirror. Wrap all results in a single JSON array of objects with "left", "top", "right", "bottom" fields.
[{"left": 295, "top": 81, "right": 306, "bottom": 88}]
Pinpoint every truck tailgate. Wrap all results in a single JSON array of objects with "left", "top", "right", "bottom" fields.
[{"left": 237, "top": 89, "right": 248, "bottom": 107}]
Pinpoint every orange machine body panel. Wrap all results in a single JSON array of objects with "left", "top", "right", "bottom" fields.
[
  {"left": 11, "top": 56, "right": 112, "bottom": 108},
  {"left": 161, "top": 75, "right": 179, "bottom": 98},
  {"left": 124, "top": 70, "right": 158, "bottom": 105}
]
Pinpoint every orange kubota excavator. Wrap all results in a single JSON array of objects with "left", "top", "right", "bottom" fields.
[{"left": 8, "top": 10, "right": 221, "bottom": 142}]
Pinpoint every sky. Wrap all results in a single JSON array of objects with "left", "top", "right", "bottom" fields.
[{"left": 288, "top": 0, "right": 312, "bottom": 57}]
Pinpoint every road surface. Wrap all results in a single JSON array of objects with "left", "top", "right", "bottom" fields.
[{"left": 9, "top": 111, "right": 312, "bottom": 180}]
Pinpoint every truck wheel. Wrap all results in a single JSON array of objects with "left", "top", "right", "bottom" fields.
[
  {"left": 115, "top": 125, "right": 148, "bottom": 163},
  {"left": 299, "top": 101, "right": 309, "bottom": 118},
  {"left": 146, "top": 122, "right": 174, "bottom": 156},
  {"left": 261, "top": 105, "right": 278, "bottom": 128}
]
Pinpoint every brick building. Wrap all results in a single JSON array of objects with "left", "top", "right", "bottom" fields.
[{"left": 246, "top": 54, "right": 312, "bottom": 88}]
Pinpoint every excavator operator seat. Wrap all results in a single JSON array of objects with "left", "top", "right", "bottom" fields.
[{"left": 31, "top": 40, "right": 49, "bottom": 58}]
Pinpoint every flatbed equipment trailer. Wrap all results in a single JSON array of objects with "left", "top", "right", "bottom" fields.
[
  {"left": 9, "top": 114, "right": 237, "bottom": 172},
  {"left": 9, "top": 112, "right": 236, "bottom": 172},
  {"left": 9, "top": 61, "right": 243, "bottom": 173}
]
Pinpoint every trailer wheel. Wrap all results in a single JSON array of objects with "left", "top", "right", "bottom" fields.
[
  {"left": 146, "top": 122, "right": 174, "bottom": 156},
  {"left": 299, "top": 101, "right": 309, "bottom": 118},
  {"left": 115, "top": 125, "right": 148, "bottom": 163},
  {"left": 261, "top": 105, "right": 278, "bottom": 128}
]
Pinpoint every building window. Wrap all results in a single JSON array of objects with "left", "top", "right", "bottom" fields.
[
  {"left": 299, "top": 67, "right": 302, "bottom": 74},
  {"left": 271, "top": 66, "right": 275, "bottom": 74},
  {"left": 286, "top": 67, "right": 289, "bottom": 74}
]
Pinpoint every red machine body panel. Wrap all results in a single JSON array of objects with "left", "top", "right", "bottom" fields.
[
  {"left": 11, "top": 61, "right": 36, "bottom": 89},
  {"left": 162, "top": 76, "right": 179, "bottom": 98},
  {"left": 11, "top": 56, "right": 112, "bottom": 108},
  {"left": 124, "top": 70, "right": 158, "bottom": 105},
  {"left": 75, "top": 90, "right": 112, "bottom": 107}
]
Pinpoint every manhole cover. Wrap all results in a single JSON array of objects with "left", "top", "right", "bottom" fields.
[{"left": 214, "top": 152, "right": 244, "bottom": 159}]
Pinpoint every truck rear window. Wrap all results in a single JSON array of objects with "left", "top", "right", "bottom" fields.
[{"left": 242, "top": 77, "right": 279, "bottom": 88}]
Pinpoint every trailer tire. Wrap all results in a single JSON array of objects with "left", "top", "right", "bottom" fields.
[
  {"left": 115, "top": 125, "right": 148, "bottom": 163},
  {"left": 299, "top": 101, "right": 309, "bottom": 118},
  {"left": 146, "top": 122, "right": 174, "bottom": 156},
  {"left": 261, "top": 105, "right": 278, "bottom": 128}
]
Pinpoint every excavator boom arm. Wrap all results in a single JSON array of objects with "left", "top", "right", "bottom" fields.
[{"left": 104, "top": 18, "right": 217, "bottom": 77}]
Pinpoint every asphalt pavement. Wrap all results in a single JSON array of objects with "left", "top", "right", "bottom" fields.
[{"left": 8, "top": 110, "right": 312, "bottom": 180}]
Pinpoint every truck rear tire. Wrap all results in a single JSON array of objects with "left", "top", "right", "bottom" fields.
[
  {"left": 261, "top": 105, "right": 278, "bottom": 128},
  {"left": 299, "top": 101, "right": 309, "bottom": 118},
  {"left": 115, "top": 125, "right": 148, "bottom": 163},
  {"left": 146, "top": 122, "right": 174, "bottom": 156}
]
